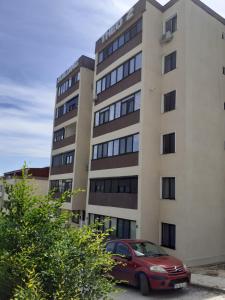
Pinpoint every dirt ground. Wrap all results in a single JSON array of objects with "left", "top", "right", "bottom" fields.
[{"left": 191, "top": 263, "right": 225, "bottom": 278}]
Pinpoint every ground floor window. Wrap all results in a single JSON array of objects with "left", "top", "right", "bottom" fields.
[
  {"left": 88, "top": 213, "right": 136, "bottom": 239},
  {"left": 161, "top": 222, "right": 176, "bottom": 250}
]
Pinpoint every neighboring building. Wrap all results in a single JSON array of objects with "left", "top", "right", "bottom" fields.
[
  {"left": 49, "top": 55, "right": 94, "bottom": 225},
  {"left": 85, "top": 0, "right": 225, "bottom": 266},
  {"left": 1, "top": 167, "right": 49, "bottom": 207}
]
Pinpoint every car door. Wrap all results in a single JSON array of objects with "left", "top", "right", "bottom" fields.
[{"left": 113, "top": 242, "right": 136, "bottom": 285}]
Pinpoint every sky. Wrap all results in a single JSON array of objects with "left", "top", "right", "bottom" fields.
[{"left": 0, "top": 0, "right": 225, "bottom": 175}]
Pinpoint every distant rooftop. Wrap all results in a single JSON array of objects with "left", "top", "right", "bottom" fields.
[{"left": 4, "top": 167, "right": 49, "bottom": 179}]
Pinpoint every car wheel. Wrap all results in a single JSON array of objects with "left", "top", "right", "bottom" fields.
[{"left": 139, "top": 273, "right": 150, "bottom": 296}]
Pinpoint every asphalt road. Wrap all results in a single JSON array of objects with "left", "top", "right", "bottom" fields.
[{"left": 112, "top": 285, "right": 225, "bottom": 300}]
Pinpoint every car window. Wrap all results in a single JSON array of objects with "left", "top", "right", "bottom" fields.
[
  {"left": 106, "top": 242, "right": 116, "bottom": 253},
  {"left": 115, "top": 243, "right": 131, "bottom": 257}
]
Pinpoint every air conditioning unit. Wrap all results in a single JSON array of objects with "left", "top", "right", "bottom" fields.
[{"left": 161, "top": 31, "right": 173, "bottom": 43}]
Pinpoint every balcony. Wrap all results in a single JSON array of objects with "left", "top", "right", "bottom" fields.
[
  {"left": 91, "top": 152, "right": 138, "bottom": 171},
  {"left": 89, "top": 192, "right": 137, "bottom": 209},
  {"left": 52, "top": 135, "right": 76, "bottom": 150},
  {"left": 50, "top": 164, "right": 73, "bottom": 175},
  {"left": 54, "top": 108, "right": 78, "bottom": 127}
]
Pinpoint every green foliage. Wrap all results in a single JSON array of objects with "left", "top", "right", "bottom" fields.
[{"left": 0, "top": 165, "right": 116, "bottom": 300}]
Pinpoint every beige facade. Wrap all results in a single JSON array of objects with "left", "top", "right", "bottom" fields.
[
  {"left": 1, "top": 168, "right": 49, "bottom": 208},
  {"left": 85, "top": 0, "right": 225, "bottom": 266},
  {"left": 49, "top": 56, "right": 94, "bottom": 225}
]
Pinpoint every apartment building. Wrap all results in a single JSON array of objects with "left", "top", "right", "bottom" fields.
[
  {"left": 1, "top": 167, "right": 49, "bottom": 208},
  {"left": 49, "top": 55, "right": 94, "bottom": 225},
  {"left": 86, "top": 0, "right": 225, "bottom": 266}
]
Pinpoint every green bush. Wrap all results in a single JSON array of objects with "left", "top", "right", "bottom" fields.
[{"left": 0, "top": 166, "right": 116, "bottom": 299}]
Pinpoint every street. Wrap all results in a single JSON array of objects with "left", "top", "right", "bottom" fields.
[{"left": 113, "top": 285, "right": 225, "bottom": 300}]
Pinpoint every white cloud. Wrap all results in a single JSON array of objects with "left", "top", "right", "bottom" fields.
[{"left": 0, "top": 79, "right": 54, "bottom": 158}]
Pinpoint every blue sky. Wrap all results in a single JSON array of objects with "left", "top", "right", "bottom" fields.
[{"left": 0, "top": 0, "right": 225, "bottom": 175}]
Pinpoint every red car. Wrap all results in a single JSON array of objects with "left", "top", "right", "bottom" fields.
[{"left": 106, "top": 239, "right": 191, "bottom": 296}]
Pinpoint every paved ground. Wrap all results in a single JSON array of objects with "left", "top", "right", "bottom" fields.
[{"left": 112, "top": 285, "right": 225, "bottom": 300}]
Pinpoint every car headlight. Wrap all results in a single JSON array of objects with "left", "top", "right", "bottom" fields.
[
  {"left": 150, "top": 265, "right": 167, "bottom": 273},
  {"left": 183, "top": 264, "right": 188, "bottom": 271}
]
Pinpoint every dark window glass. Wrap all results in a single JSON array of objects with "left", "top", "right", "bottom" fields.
[
  {"left": 164, "top": 51, "right": 177, "bottom": 74},
  {"left": 131, "top": 178, "right": 138, "bottom": 193},
  {"left": 130, "top": 25, "right": 137, "bottom": 38},
  {"left": 165, "top": 15, "right": 177, "bottom": 33},
  {"left": 121, "top": 101, "right": 127, "bottom": 116},
  {"left": 113, "top": 40, "right": 118, "bottom": 52},
  {"left": 127, "top": 98, "right": 134, "bottom": 113},
  {"left": 164, "top": 91, "right": 176, "bottom": 112},
  {"left": 98, "top": 51, "right": 103, "bottom": 63},
  {"left": 106, "top": 242, "right": 116, "bottom": 253},
  {"left": 111, "top": 70, "right": 117, "bottom": 85},
  {"left": 90, "top": 181, "right": 95, "bottom": 192},
  {"left": 111, "top": 179, "right": 119, "bottom": 193},
  {"left": 106, "top": 74, "right": 111, "bottom": 89},
  {"left": 118, "top": 179, "right": 130, "bottom": 193},
  {"left": 129, "top": 58, "right": 135, "bottom": 74},
  {"left": 115, "top": 242, "right": 131, "bottom": 256},
  {"left": 163, "top": 133, "right": 175, "bottom": 154},
  {"left": 135, "top": 52, "right": 142, "bottom": 70},
  {"left": 104, "top": 179, "right": 112, "bottom": 193},
  {"left": 119, "top": 138, "right": 126, "bottom": 154},
  {"left": 117, "top": 65, "right": 123, "bottom": 82},
  {"left": 102, "top": 143, "right": 108, "bottom": 158},
  {"left": 124, "top": 30, "right": 130, "bottom": 43},
  {"left": 117, "top": 221, "right": 130, "bottom": 239},
  {"left": 126, "top": 136, "right": 133, "bottom": 153},
  {"left": 118, "top": 35, "right": 125, "bottom": 47},
  {"left": 97, "top": 144, "right": 103, "bottom": 159},
  {"left": 57, "top": 105, "right": 64, "bottom": 118},
  {"left": 137, "top": 19, "right": 142, "bottom": 32},
  {"left": 161, "top": 223, "right": 176, "bottom": 249},
  {"left": 162, "top": 177, "right": 175, "bottom": 199},
  {"left": 66, "top": 96, "right": 78, "bottom": 112},
  {"left": 96, "top": 180, "right": 104, "bottom": 192},
  {"left": 123, "top": 61, "right": 129, "bottom": 78}
]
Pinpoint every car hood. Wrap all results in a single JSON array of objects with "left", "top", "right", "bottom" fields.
[{"left": 138, "top": 255, "right": 183, "bottom": 268}]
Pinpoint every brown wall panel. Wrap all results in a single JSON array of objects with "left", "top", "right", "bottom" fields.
[
  {"left": 96, "top": 33, "right": 142, "bottom": 74},
  {"left": 93, "top": 110, "right": 140, "bottom": 138},
  {"left": 54, "top": 109, "right": 78, "bottom": 127},
  {"left": 91, "top": 152, "right": 138, "bottom": 171},
  {"left": 50, "top": 164, "right": 73, "bottom": 175},
  {"left": 89, "top": 192, "right": 137, "bottom": 209},
  {"left": 95, "top": 70, "right": 141, "bottom": 105},
  {"left": 52, "top": 135, "right": 76, "bottom": 150}
]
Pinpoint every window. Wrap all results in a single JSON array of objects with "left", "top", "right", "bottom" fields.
[
  {"left": 111, "top": 70, "right": 117, "bottom": 85},
  {"left": 53, "top": 128, "right": 65, "bottom": 142},
  {"left": 96, "top": 53, "right": 142, "bottom": 95},
  {"left": 162, "top": 133, "right": 175, "bottom": 154},
  {"left": 117, "top": 65, "right": 123, "bottom": 82},
  {"left": 162, "top": 177, "right": 175, "bottom": 200},
  {"left": 135, "top": 52, "right": 142, "bottom": 70},
  {"left": 223, "top": 67, "right": 225, "bottom": 75},
  {"left": 165, "top": 15, "right": 177, "bottom": 33},
  {"left": 94, "top": 91, "right": 141, "bottom": 127},
  {"left": 89, "top": 214, "right": 136, "bottom": 239},
  {"left": 115, "top": 242, "right": 131, "bottom": 256},
  {"left": 161, "top": 223, "right": 176, "bottom": 249},
  {"left": 164, "top": 90, "right": 176, "bottom": 112},
  {"left": 56, "top": 96, "right": 78, "bottom": 119},
  {"left": 90, "top": 177, "right": 138, "bottom": 194},
  {"left": 57, "top": 72, "right": 80, "bottom": 97},
  {"left": 92, "top": 134, "right": 139, "bottom": 160},
  {"left": 97, "top": 19, "right": 142, "bottom": 64},
  {"left": 52, "top": 151, "right": 74, "bottom": 167},
  {"left": 164, "top": 51, "right": 177, "bottom": 74},
  {"left": 106, "top": 242, "right": 116, "bottom": 253},
  {"left": 50, "top": 179, "right": 72, "bottom": 196}
]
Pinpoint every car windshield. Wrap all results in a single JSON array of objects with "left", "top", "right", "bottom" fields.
[{"left": 130, "top": 242, "right": 168, "bottom": 257}]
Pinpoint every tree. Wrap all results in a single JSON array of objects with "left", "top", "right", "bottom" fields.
[{"left": 0, "top": 167, "right": 116, "bottom": 299}]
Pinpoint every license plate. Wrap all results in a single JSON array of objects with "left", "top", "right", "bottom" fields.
[{"left": 174, "top": 282, "right": 187, "bottom": 289}]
